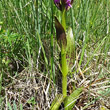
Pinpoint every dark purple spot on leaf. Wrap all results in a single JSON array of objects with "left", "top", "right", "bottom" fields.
[{"left": 55, "top": 16, "right": 67, "bottom": 48}]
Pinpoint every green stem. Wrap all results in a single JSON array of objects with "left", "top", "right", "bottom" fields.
[
  {"left": 61, "top": 46, "right": 68, "bottom": 77},
  {"left": 61, "top": 44, "right": 68, "bottom": 109},
  {"left": 61, "top": 8, "right": 66, "bottom": 31},
  {"left": 61, "top": 45, "right": 68, "bottom": 97},
  {"left": 61, "top": 8, "right": 68, "bottom": 107},
  {"left": 62, "top": 76, "right": 67, "bottom": 97}
]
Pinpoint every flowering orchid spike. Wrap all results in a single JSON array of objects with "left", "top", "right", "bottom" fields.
[{"left": 54, "top": 0, "right": 74, "bottom": 11}]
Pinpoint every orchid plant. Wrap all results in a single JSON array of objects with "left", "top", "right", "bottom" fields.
[{"left": 50, "top": 0, "right": 83, "bottom": 110}]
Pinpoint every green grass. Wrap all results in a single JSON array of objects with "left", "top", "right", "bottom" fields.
[{"left": 0, "top": 0, "right": 110, "bottom": 109}]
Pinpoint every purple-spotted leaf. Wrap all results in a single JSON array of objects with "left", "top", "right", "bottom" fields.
[
  {"left": 66, "top": 28, "right": 75, "bottom": 71},
  {"left": 55, "top": 16, "right": 67, "bottom": 48}
]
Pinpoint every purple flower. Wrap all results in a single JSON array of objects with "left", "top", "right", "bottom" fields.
[
  {"left": 54, "top": 0, "right": 60, "bottom": 3},
  {"left": 64, "top": 0, "right": 72, "bottom": 9},
  {"left": 54, "top": 0, "right": 73, "bottom": 11}
]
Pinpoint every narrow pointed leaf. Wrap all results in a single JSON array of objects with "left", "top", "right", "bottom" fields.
[
  {"left": 50, "top": 94, "right": 65, "bottom": 110},
  {"left": 55, "top": 16, "right": 67, "bottom": 48}
]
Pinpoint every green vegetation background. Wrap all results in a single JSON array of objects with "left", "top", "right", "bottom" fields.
[{"left": 0, "top": 0, "right": 110, "bottom": 109}]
